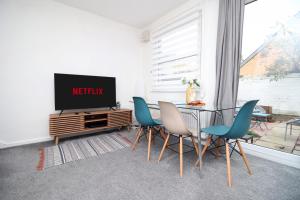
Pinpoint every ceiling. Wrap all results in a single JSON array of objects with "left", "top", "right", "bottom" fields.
[{"left": 54, "top": 0, "right": 188, "bottom": 28}]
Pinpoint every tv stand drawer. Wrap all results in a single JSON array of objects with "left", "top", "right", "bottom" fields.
[
  {"left": 49, "top": 116, "right": 84, "bottom": 135},
  {"left": 108, "top": 111, "right": 131, "bottom": 126}
]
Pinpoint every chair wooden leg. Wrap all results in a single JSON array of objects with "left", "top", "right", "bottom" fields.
[
  {"left": 158, "top": 133, "right": 170, "bottom": 162},
  {"left": 147, "top": 128, "right": 152, "bottom": 161},
  {"left": 225, "top": 142, "right": 232, "bottom": 187},
  {"left": 179, "top": 135, "right": 183, "bottom": 177},
  {"left": 159, "top": 128, "right": 167, "bottom": 140},
  {"left": 135, "top": 127, "right": 141, "bottom": 137},
  {"left": 236, "top": 140, "right": 252, "bottom": 175},
  {"left": 195, "top": 136, "right": 211, "bottom": 166},
  {"left": 145, "top": 127, "right": 149, "bottom": 141},
  {"left": 202, "top": 136, "right": 212, "bottom": 158},
  {"left": 138, "top": 128, "right": 144, "bottom": 142},
  {"left": 55, "top": 136, "right": 59, "bottom": 145},
  {"left": 215, "top": 137, "right": 222, "bottom": 159},
  {"left": 191, "top": 136, "right": 199, "bottom": 156},
  {"left": 132, "top": 128, "right": 142, "bottom": 151},
  {"left": 152, "top": 133, "right": 155, "bottom": 145}
]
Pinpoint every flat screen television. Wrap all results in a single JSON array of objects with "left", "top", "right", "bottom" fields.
[{"left": 54, "top": 73, "right": 116, "bottom": 110}]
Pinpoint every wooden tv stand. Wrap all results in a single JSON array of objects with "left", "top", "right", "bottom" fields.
[{"left": 49, "top": 109, "right": 132, "bottom": 144}]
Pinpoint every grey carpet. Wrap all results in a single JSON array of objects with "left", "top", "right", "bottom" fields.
[{"left": 0, "top": 130, "right": 300, "bottom": 200}]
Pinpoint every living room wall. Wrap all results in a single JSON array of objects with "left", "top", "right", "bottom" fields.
[{"left": 0, "top": 0, "right": 144, "bottom": 147}]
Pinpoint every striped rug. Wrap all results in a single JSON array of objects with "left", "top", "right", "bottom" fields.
[{"left": 37, "top": 133, "right": 131, "bottom": 170}]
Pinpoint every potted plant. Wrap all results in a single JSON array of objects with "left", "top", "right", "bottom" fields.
[{"left": 182, "top": 78, "right": 200, "bottom": 104}]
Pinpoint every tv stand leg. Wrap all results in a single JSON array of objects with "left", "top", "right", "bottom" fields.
[{"left": 55, "top": 136, "right": 59, "bottom": 145}]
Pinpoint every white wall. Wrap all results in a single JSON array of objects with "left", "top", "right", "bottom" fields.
[
  {"left": 141, "top": 0, "right": 219, "bottom": 127},
  {"left": 0, "top": 0, "right": 143, "bottom": 147},
  {"left": 238, "top": 74, "right": 300, "bottom": 115}
]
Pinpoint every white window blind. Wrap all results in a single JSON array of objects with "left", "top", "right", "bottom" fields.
[{"left": 150, "top": 10, "right": 201, "bottom": 91}]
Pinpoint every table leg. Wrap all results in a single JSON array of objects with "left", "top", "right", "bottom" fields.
[
  {"left": 197, "top": 111, "right": 202, "bottom": 172},
  {"left": 285, "top": 124, "right": 288, "bottom": 141},
  {"left": 147, "top": 128, "right": 152, "bottom": 161}
]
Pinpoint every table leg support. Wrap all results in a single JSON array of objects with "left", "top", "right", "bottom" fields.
[{"left": 197, "top": 111, "right": 202, "bottom": 172}]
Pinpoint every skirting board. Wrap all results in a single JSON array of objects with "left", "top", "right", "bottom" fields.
[
  {"left": 241, "top": 142, "right": 300, "bottom": 169},
  {"left": 0, "top": 137, "right": 52, "bottom": 149}
]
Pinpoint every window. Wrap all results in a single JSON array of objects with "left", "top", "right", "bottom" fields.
[
  {"left": 238, "top": 0, "right": 300, "bottom": 155},
  {"left": 150, "top": 10, "right": 201, "bottom": 91}
]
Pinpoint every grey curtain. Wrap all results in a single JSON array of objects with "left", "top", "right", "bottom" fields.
[{"left": 213, "top": 0, "right": 245, "bottom": 125}]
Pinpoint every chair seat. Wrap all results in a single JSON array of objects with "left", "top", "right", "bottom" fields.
[
  {"left": 252, "top": 113, "right": 271, "bottom": 117},
  {"left": 201, "top": 125, "right": 230, "bottom": 136}
]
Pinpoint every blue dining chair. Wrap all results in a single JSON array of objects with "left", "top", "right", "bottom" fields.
[
  {"left": 132, "top": 97, "right": 165, "bottom": 160},
  {"left": 196, "top": 100, "right": 258, "bottom": 187}
]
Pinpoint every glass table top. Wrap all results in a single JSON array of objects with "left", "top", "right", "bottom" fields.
[{"left": 146, "top": 102, "right": 238, "bottom": 112}]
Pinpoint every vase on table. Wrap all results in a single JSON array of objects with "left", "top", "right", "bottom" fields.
[{"left": 186, "top": 85, "right": 196, "bottom": 104}]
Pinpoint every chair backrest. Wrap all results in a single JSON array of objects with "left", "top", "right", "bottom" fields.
[
  {"left": 225, "top": 100, "right": 258, "bottom": 139},
  {"left": 158, "top": 101, "right": 190, "bottom": 135},
  {"left": 132, "top": 97, "right": 155, "bottom": 126}
]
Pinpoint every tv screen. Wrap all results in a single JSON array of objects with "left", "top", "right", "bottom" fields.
[{"left": 54, "top": 73, "right": 116, "bottom": 110}]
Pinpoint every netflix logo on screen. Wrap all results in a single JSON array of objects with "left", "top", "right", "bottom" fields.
[
  {"left": 72, "top": 87, "right": 104, "bottom": 96},
  {"left": 54, "top": 73, "right": 116, "bottom": 110}
]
